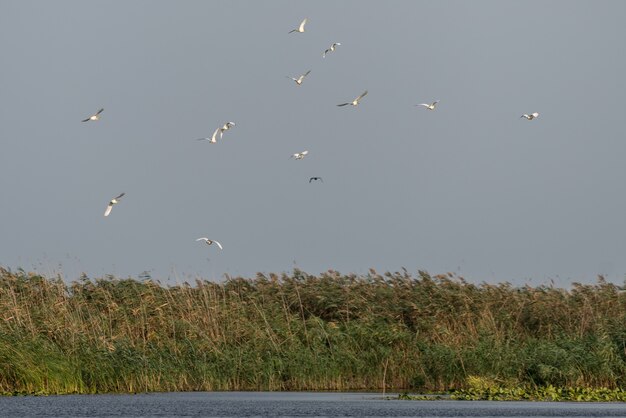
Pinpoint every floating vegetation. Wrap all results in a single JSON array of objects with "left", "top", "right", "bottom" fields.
[{"left": 1, "top": 267, "right": 626, "bottom": 396}]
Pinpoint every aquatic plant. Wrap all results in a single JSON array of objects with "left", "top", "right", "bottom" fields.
[{"left": 1, "top": 267, "right": 626, "bottom": 395}]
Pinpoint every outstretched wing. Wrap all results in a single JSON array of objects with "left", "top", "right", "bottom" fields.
[
  {"left": 196, "top": 237, "right": 209, "bottom": 242},
  {"left": 213, "top": 241, "right": 223, "bottom": 250},
  {"left": 104, "top": 204, "right": 113, "bottom": 217},
  {"left": 337, "top": 103, "right": 350, "bottom": 107},
  {"left": 211, "top": 127, "right": 220, "bottom": 143},
  {"left": 115, "top": 192, "right": 125, "bottom": 200},
  {"left": 356, "top": 90, "right": 368, "bottom": 101},
  {"left": 298, "top": 18, "right": 307, "bottom": 32},
  {"left": 95, "top": 108, "right": 104, "bottom": 115}
]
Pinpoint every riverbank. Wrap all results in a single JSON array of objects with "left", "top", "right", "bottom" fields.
[{"left": 1, "top": 267, "right": 625, "bottom": 395}]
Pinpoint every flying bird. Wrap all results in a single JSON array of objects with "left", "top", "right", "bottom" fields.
[
  {"left": 197, "top": 127, "right": 221, "bottom": 143},
  {"left": 309, "top": 177, "right": 323, "bottom": 183},
  {"left": 323, "top": 43, "right": 341, "bottom": 58},
  {"left": 521, "top": 112, "right": 539, "bottom": 120},
  {"left": 291, "top": 150, "right": 309, "bottom": 160},
  {"left": 197, "top": 122, "right": 235, "bottom": 143},
  {"left": 415, "top": 100, "right": 440, "bottom": 110},
  {"left": 196, "top": 238, "right": 223, "bottom": 250},
  {"left": 104, "top": 193, "right": 125, "bottom": 217},
  {"left": 289, "top": 18, "right": 307, "bottom": 33},
  {"left": 287, "top": 70, "right": 311, "bottom": 86},
  {"left": 82, "top": 108, "right": 104, "bottom": 122},
  {"left": 219, "top": 121, "right": 235, "bottom": 135},
  {"left": 337, "top": 90, "right": 368, "bottom": 107}
]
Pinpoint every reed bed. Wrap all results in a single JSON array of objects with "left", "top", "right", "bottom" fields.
[{"left": 1, "top": 267, "right": 625, "bottom": 394}]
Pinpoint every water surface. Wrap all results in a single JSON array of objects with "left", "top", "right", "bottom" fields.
[{"left": 1, "top": 391, "right": 626, "bottom": 417}]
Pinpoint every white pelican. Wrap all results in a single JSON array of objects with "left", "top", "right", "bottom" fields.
[
  {"left": 104, "top": 193, "right": 125, "bottom": 217},
  {"left": 289, "top": 18, "right": 307, "bottom": 34},
  {"left": 82, "top": 108, "right": 104, "bottom": 122},
  {"left": 337, "top": 90, "right": 368, "bottom": 107},
  {"left": 309, "top": 177, "right": 323, "bottom": 183},
  {"left": 521, "top": 112, "right": 539, "bottom": 120},
  {"left": 323, "top": 43, "right": 341, "bottom": 58},
  {"left": 291, "top": 150, "right": 309, "bottom": 160},
  {"left": 287, "top": 70, "right": 311, "bottom": 86},
  {"left": 415, "top": 100, "right": 439, "bottom": 110},
  {"left": 196, "top": 237, "right": 223, "bottom": 250}
]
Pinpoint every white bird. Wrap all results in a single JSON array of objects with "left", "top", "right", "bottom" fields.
[
  {"left": 521, "top": 112, "right": 539, "bottom": 120},
  {"left": 82, "top": 108, "right": 104, "bottom": 122},
  {"left": 415, "top": 100, "right": 440, "bottom": 110},
  {"left": 104, "top": 193, "right": 125, "bottom": 217},
  {"left": 289, "top": 18, "right": 307, "bottom": 34},
  {"left": 219, "top": 121, "right": 235, "bottom": 136},
  {"left": 323, "top": 43, "right": 341, "bottom": 58},
  {"left": 337, "top": 90, "right": 368, "bottom": 107},
  {"left": 197, "top": 127, "right": 221, "bottom": 143},
  {"left": 196, "top": 237, "right": 223, "bottom": 250},
  {"left": 291, "top": 150, "right": 309, "bottom": 160},
  {"left": 287, "top": 70, "right": 311, "bottom": 86},
  {"left": 197, "top": 122, "right": 235, "bottom": 144}
]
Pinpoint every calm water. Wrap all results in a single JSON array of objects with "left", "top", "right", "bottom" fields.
[{"left": 1, "top": 392, "right": 626, "bottom": 417}]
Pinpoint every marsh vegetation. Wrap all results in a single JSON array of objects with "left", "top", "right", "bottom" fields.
[{"left": 1, "top": 267, "right": 626, "bottom": 396}]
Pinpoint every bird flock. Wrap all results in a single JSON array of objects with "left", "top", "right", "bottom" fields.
[{"left": 84, "top": 16, "right": 539, "bottom": 257}]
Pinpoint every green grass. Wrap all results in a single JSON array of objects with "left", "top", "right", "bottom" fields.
[{"left": 1, "top": 267, "right": 626, "bottom": 395}]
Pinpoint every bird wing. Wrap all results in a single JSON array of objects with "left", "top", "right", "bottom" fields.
[
  {"left": 323, "top": 50, "right": 328, "bottom": 58},
  {"left": 337, "top": 103, "right": 350, "bottom": 107},
  {"left": 104, "top": 205, "right": 113, "bottom": 217},
  {"left": 299, "top": 18, "right": 307, "bottom": 31},
  {"left": 356, "top": 90, "right": 368, "bottom": 101},
  {"left": 196, "top": 237, "right": 209, "bottom": 242},
  {"left": 214, "top": 241, "right": 223, "bottom": 250},
  {"left": 301, "top": 150, "right": 308, "bottom": 155},
  {"left": 211, "top": 127, "right": 220, "bottom": 142},
  {"left": 309, "top": 178, "right": 314, "bottom": 183},
  {"left": 115, "top": 193, "right": 125, "bottom": 200},
  {"left": 96, "top": 108, "right": 104, "bottom": 115},
  {"left": 303, "top": 70, "right": 311, "bottom": 77},
  {"left": 81, "top": 118, "right": 91, "bottom": 122},
  {"left": 416, "top": 103, "right": 430, "bottom": 107}
]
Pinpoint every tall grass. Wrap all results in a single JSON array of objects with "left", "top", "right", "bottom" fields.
[{"left": 1, "top": 267, "right": 626, "bottom": 394}]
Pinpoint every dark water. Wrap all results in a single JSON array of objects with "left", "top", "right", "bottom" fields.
[{"left": 1, "top": 392, "right": 626, "bottom": 417}]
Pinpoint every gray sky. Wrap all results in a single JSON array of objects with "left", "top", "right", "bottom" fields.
[{"left": 2, "top": 1, "right": 626, "bottom": 286}]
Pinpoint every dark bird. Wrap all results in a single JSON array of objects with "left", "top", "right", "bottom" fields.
[{"left": 309, "top": 177, "right": 323, "bottom": 183}]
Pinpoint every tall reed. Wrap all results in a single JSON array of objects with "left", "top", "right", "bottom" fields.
[{"left": 1, "top": 267, "right": 625, "bottom": 394}]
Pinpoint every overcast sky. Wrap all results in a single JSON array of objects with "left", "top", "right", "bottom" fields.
[{"left": 2, "top": 1, "right": 626, "bottom": 286}]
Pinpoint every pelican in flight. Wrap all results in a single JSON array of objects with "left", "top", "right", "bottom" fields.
[
  {"left": 521, "top": 112, "right": 539, "bottom": 120},
  {"left": 104, "top": 193, "right": 125, "bottom": 217},
  {"left": 337, "top": 90, "right": 368, "bottom": 107},
  {"left": 82, "top": 108, "right": 104, "bottom": 122},
  {"left": 291, "top": 150, "right": 309, "bottom": 160},
  {"left": 323, "top": 43, "right": 341, "bottom": 58},
  {"left": 287, "top": 70, "right": 311, "bottom": 86},
  {"left": 196, "top": 238, "right": 223, "bottom": 250},
  {"left": 415, "top": 100, "right": 439, "bottom": 110},
  {"left": 309, "top": 177, "right": 323, "bottom": 183},
  {"left": 289, "top": 18, "right": 307, "bottom": 34}
]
